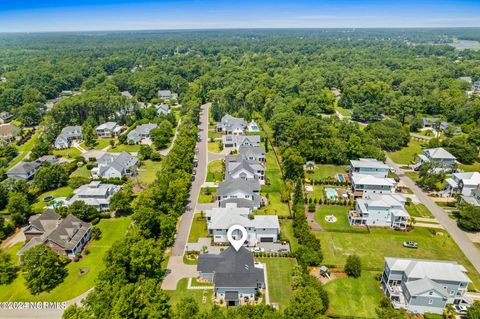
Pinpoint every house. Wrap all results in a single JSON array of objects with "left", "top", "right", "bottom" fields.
[
  {"left": 197, "top": 247, "right": 265, "bottom": 306},
  {"left": 351, "top": 173, "right": 397, "bottom": 196},
  {"left": 6, "top": 155, "right": 59, "bottom": 180},
  {"left": 381, "top": 257, "right": 471, "bottom": 314},
  {"left": 422, "top": 117, "right": 441, "bottom": 129},
  {"left": 225, "top": 156, "right": 265, "bottom": 184},
  {"left": 0, "top": 111, "right": 13, "bottom": 124},
  {"left": 222, "top": 135, "right": 261, "bottom": 150},
  {"left": 444, "top": 172, "right": 480, "bottom": 197},
  {"left": 217, "top": 114, "right": 247, "bottom": 135},
  {"left": 92, "top": 152, "right": 138, "bottom": 179},
  {"left": 461, "top": 185, "right": 480, "bottom": 207},
  {"left": 96, "top": 122, "right": 123, "bottom": 138},
  {"left": 155, "top": 103, "right": 170, "bottom": 116},
  {"left": 416, "top": 148, "right": 457, "bottom": 172},
  {"left": 247, "top": 120, "right": 260, "bottom": 132},
  {"left": 216, "top": 179, "right": 262, "bottom": 210},
  {"left": 19, "top": 210, "right": 91, "bottom": 258},
  {"left": 349, "top": 194, "right": 410, "bottom": 229},
  {"left": 127, "top": 123, "right": 158, "bottom": 144},
  {"left": 0, "top": 123, "right": 20, "bottom": 142},
  {"left": 45, "top": 97, "right": 63, "bottom": 112},
  {"left": 54, "top": 126, "right": 83, "bottom": 149},
  {"left": 64, "top": 181, "right": 121, "bottom": 210},
  {"left": 238, "top": 145, "right": 266, "bottom": 162},
  {"left": 157, "top": 90, "right": 178, "bottom": 102},
  {"left": 349, "top": 158, "right": 390, "bottom": 178},
  {"left": 61, "top": 90, "right": 73, "bottom": 96},
  {"left": 439, "top": 122, "right": 461, "bottom": 135},
  {"left": 459, "top": 76, "right": 473, "bottom": 84},
  {"left": 121, "top": 91, "right": 133, "bottom": 99},
  {"left": 206, "top": 203, "right": 279, "bottom": 244}
]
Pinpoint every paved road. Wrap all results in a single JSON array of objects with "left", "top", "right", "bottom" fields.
[{"left": 387, "top": 157, "right": 480, "bottom": 273}]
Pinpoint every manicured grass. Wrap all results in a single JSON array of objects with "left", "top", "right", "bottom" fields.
[
  {"left": 459, "top": 162, "right": 480, "bottom": 172},
  {"left": 70, "top": 165, "right": 91, "bottom": 178},
  {"left": 207, "top": 141, "right": 222, "bottom": 153},
  {"left": 52, "top": 148, "right": 82, "bottom": 159},
  {"left": 136, "top": 160, "right": 163, "bottom": 184},
  {"left": 305, "top": 164, "right": 348, "bottom": 181},
  {"left": 188, "top": 213, "right": 208, "bottom": 243},
  {"left": 191, "top": 278, "right": 213, "bottom": 287},
  {"left": 258, "top": 258, "right": 297, "bottom": 310},
  {"left": 315, "top": 227, "right": 480, "bottom": 290},
  {"left": 324, "top": 271, "right": 383, "bottom": 318},
  {"left": 314, "top": 205, "right": 357, "bottom": 232},
  {"left": 280, "top": 219, "right": 298, "bottom": 252},
  {"left": 165, "top": 278, "right": 213, "bottom": 311},
  {"left": 405, "top": 203, "right": 433, "bottom": 218},
  {"left": 206, "top": 159, "right": 224, "bottom": 183},
  {"left": 405, "top": 171, "right": 420, "bottom": 182},
  {"left": 198, "top": 187, "right": 215, "bottom": 204},
  {"left": 80, "top": 139, "right": 115, "bottom": 151},
  {"left": 109, "top": 144, "right": 141, "bottom": 153},
  {"left": 387, "top": 140, "right": 424, "bottom": 165},
  {"left": 334, "top": 106, "right": 352, "bottom": 117},
  {"left": 207, "top": 130, "right": 222, "bottom": 140},
  {"left": 31, "top": 186, "right": 74, "bottom": 212},
  {"left": 0, "top": 217, "right": 131, "bottom": 301},
  {"left": 7, "top": 130, "right": 41, "bottom": 170}
]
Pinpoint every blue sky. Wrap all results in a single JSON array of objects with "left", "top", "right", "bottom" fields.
[{"left": 0, "top": 0, "right": 479, "bottom": 32}]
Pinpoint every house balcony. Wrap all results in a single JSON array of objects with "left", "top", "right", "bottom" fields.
[{"left": 348, "top": 210, "right": 367, "bottom": 226}]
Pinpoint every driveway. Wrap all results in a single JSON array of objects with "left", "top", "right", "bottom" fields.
[
  {"left": 161, "top": 256, "right": 198, "bottom": 290},
  {"left": 160, "top": 119, "right": 182, "bottom": 156},
  {"left": 387, "top": 157, "right": 480, "bottom": 273}
]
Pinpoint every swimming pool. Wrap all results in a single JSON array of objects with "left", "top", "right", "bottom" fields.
[
  {"left": 46, "top": 197, "right": 67, "bottom": 209},
  {"left": 337, "top": 174, "right": 345, "bottom": 182},
  {"left": 325, "top": 188, "right": 338, "bottom": 200}
]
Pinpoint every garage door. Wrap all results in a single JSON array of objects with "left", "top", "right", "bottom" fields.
[{"left": 260, "top": 237, "right": 274, "bottom": 242}]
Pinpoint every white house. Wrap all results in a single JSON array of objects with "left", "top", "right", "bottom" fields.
[
  {"left": 206, "top": 203, "right": 279, "bottom": 244},
  {"left": 444, "top": 172, "right": 480, "bottom": 197},
  {"left": 64, "top": 181, "right": 121, "bottom": 211},
  {"left": 225, "top": 156, "right": 265, "bottom": 184},
  {"left": 349, "top": 194, "right": 410, "bottom": 229},
  {"left": 157, "top": 90, "right": 178, "bottom": 102},
  {"left": 416, "top": 148, "right": 457, "bottom": 172},
  {"left": 92, "top": 152, "right": 138, "bottom": 179},
  {"left": 222, "top": 135, "right": 261, "bottom": 150},
  {"left": 461, "top": 185, "right": 480, "bottom": 207},
  {"left": 127, "top": 123, "right": 158, "bottom": 144},
  {"left": 54, "top": 126, "right": 83, "bottom": 149},
  {"left": 96, "top": 122, "right": 123, "bottom": 138},
  {"left": 216, "top": 179, "right": 262, "bottom": 210},
  {"left": 217, "top": 114, "right": 247, "bottom": 135},
  {"left": 239, "top": 145, "right": 266, "bottom": 162},
  {"left": 351, "top": 173, "right": 397, "bottom": 196},
  {"left": 349, "top": 158, "right": 390, "bottom": 178},
  {"left": 155, "top": 103, "right": 170, "bottom": 116}
]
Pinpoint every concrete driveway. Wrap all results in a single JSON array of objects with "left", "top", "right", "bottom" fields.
[{"left": 387, "top": 157, "right": 480, "bottom": 273}]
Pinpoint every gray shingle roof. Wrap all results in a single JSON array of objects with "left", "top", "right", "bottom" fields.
[
  {"left": 216, "top": 179, "right": 260, "bottom": 196},
  {"left": 47, "top": 214, "right": 91, "bottom": 250}
]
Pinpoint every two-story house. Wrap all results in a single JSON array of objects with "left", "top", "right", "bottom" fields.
[
  {"left": 381, "top": 257, "right": 471, "bottom": 314},
  {"left": 348, "top": 194, "right": 409, "bottom": 229},
  {"left": 239, "top": 145, "right": 266, "bottom": 162},
  {"left": 216, "top": 179, "right": 261, "bottom": 210},
  {"left": 92, "top": 151, "right": 138, "bottom": 179},
  {"left": 217, "top": 114, "right": 247, "bottom": 135},
  {"left": 225, "top": 156, "right": 265, "bottom": 184},
  {"left": 127, "top": 123, "right": 158, "bottom": 144},
  {"left": 416, "top": 148, "right": 457, "bottom": 172},
  {"left": 64, "top": 181, "right": 121, "bottom": 210},
  {"left": 54, "top": 126, "right": 83, "bottom": 149},
  {"left": 157, "top": 89, "right": 178, "bottom": 102},
  {"left": 349, "top": 158, "right": 390, "bottom": 178},
  {"left": 351, "top": 173, "right": 397, "bottom": 197},
  {"left": 444, "top": 172, "right": 480, "bottom": 197},
  {"left": 223, "top": 135, "right": 261, "bottom": 150},
  {"left": 96, "top": 122, "right": 123, "bottom": 138},
  {"left": 6, "top": 155, "right": 59, "bottom": 180}
]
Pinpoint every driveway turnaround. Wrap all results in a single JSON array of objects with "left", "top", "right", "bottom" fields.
[{"left": 387, "top": 157, "right": 480, "bottom": 273}]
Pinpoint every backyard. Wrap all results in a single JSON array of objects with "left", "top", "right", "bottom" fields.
[
  {"left": 80, "top": 138, "right": 115, "bottom": 151},
  {"left": 136, "top": 160, "right": 163, "bottom": 184},
  {"left": 31, "top": 186, "right": 74, "bottom": 212},
  {"left": 188, "top": 213, "right": 209, "bottom": 243},
  {"left": 305, "top": 164, "right": 348, "bottom": 181},
  {"left": 165, "top": 278, "right": 213, "bottom": 311},
  {"left": 315, "top": 227, "right": 480, "bottom": 289},
  {"left": 70, "top": 165, "right": 91, "bottom": 178},
  {"left": 0, "top": 217, "right": 131, "bottom": 301},
  {"left": 387, "top": 140, "right": 424, "bottom": 165},
  {"left": 52, "top": 147, "right": 82, "bottom": 159},
  {"left": 324, "top": 271, "right": 383, "bottom": 318},
  {"left": 314, "top": 205, "right": 360, "bottom": 232},
  {"left": 280, "top": 219, "right": 298, "bottom": 252},
  {"left": 206, "top": 159, "right": 224, "bottom": 183},
  {"left": 258, "top": 257, "right": 297, "bottom": 310}
]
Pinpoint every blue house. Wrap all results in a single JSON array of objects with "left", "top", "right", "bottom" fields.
[{"left": 350, "top": 158, "right": 390, "bottom": 178}]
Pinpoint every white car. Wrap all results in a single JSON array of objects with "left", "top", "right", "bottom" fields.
[{"left": 455, "top": 305, "right": 468, "bottom": 315}]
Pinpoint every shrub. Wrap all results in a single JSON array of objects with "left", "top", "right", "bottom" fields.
[{"left": 344, "top": 254, "right": 362, "bottom": 278}]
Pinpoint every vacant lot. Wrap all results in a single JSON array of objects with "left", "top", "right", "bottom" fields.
[
  {"left": 206, "top": 159, "right": 224, "bottom": 183},
  {"left": 387, "top": 140, "right": 424, "bottom": 165},
  {"left": 136, "top": 160, "right": 163, "bottom": 184},
  {"left": 305, "top": 164, "right": 348, "bottom": 181},
  {"left": 207, "top": 141, "right": 222, "bottom": 153},
  {"left": 110, "top": 143, "right": 141, "bottom": 153},
  {"left": 188, "top": 213, "right": 209, "bottom": 243},
  {"left": 258, "top": 257, "right": 297, "bottom": 310},
  {"left": 0, "top": 217, "right": 131, "bottom": 301}
]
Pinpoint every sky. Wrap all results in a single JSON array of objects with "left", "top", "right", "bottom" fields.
[{"left": 0, "top": 0, "right": 479, "bottom": 32}]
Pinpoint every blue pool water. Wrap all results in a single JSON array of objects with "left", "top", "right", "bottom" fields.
[
  {"left": 337, "top": 174, "right": 345, "bottom": 182},
  {"left": 325, "top": 188, "right": 338, "bottom": 200}
]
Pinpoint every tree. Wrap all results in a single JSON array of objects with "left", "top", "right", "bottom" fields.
[
  {"left": 67, "top": 201, "right": 100, "bottom": 222},
  {"left": 0, "top": 183, "right": 9, "bottom": 210},
  {"left": 442, "top": 137, "right": 478, "bottom": 164},
  {"left": 7, "top": 192, "right": 31, "bottom": 226},
  {"left": 284, "top": 286, "right": 324, "bottom": 319},
  {"left": 151, "top": 120, "right": 174, "bottom": 149},
  {"left": 376, "top": 296, "right": 406, "bottom": 319},
  {"left": 417, "top": 161, "right": 446, "bottom": 191},
  {"left": 344, "top": 254, "right": 361, "bottom": 278},
  {"left": 365, "top": 119, "right": 410, "bottom": 151},
  {"left": 0, "top": 249, "right": 17, "bottom": 284},
  {"left": 444, "top": 304, "right": 456, "bottom": 319},
  {"left": 16, "top": 102, "right": 43, "bottom": 126},
  {"left": 282, "top": 148, "right": 305, "bottom": 180},
  {"left": 33, "top": 163, "right": 69, "bottom": 192},
  {"left": 82, "top": 121, "right": 97, "bottom": 148},
  {"left": 457, "top": 203, "right": 480, "bottom": 231},
  {"left": 467, "top": 302, "right": 480, "bottom": 319},
  {"left": 138, "top": 144, "right": 153, "bottom": 160},
  {"left": 22, "top": 245, "right": 68, "bottom": 294},
  {"left": 110, "top": 186, "right": 133, "bottom": 214},
  {"left": 173, "top": 297, "right": 199, "bottom": 319}
]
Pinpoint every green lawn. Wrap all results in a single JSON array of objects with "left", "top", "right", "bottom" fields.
[
  {"left": 136, "top": 160, "right": 163, "bottom": 184},
  {"left": 165, "top": 278, "right": 213, "bottom": 311},
  {"left": 315, "top": 227, "right": 480, "bottom": 290},
  {"left": 405, "top": 203, "right": 433, "bottom": 218},
  {"left": 80, "top": 139, "right": 115, "bottom": 151},
  {"left": 280, "top": 219, "right": 298, "bottom": 252},
  {"left": 7, "top": 130, "right": 41, "bottom": 170},
  {"left": 325, "top": 271, "right": 383, "bottom": 318},
  {"left": 191, "top": 278, "right": 213, "bottom": 287},
  {"left": 207, "top": 130, "right": 222, "bottom": 140},
  {"left": 110, "top": 144, "right": 141, "bottom": 153},
  {"left": 206, "top": 159, "right": 224, "bottom": 183},
  {"left": 0, "top": 217, "right": 131, "bottom": 301},
  {"left": 314, "top": 205, "right": 358, "bottom": 232},
  {"left": 305, "top": 164, "right": 348, "bottom": 181},
  {"left": 31, "top": 186, "right": 74, "bottom": 212},
  {"left": 387, "top": 140, "right": 424, "bottom": 165},
  {"left": 258, "top": 258, "right": 297, "bottom": 310},
  {"left": 52, "top": 148, "right": 82, "bottom": 159},
  {"left": 70, "top": 165, "right": 91, "bottom": 178},
  {"left": 188, "top": 213, "right": 208, "bottom": 243},
  {"left": 334, "top": 106, "right": 352, "bottom": 117},
  {"left": 459, "top": 162, "right": 480, "bottom": 172},
  {"left": 198, "top": 187, "right": 215, "bottom": 204},
  {"left": 405, "top": 171, "right": 420, "bottom": 182},
  {"left": 207, "top": 142, "right": 222, "bottom": 153}
]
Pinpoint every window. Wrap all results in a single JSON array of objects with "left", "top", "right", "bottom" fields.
[
  {"left": 428, "top": 299, "right": 433, "bottom": 305},
  {"left": 450, "top": 290, "right": 455, "bottom": 295}
]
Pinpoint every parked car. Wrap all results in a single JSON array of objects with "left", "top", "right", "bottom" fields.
[
  {"left": 193, "top": 158, "right": 199, "bottom": 167},
  {"left": 191, "top": 176, "right": 195, "bottom": 182},
  {"left": 251, "top": 247, "right": 264, "bottom": 253},
  {"left": 403, "top": 241, "right": 418, "bottom": 249},
  {"left": 278, "top": 248, "right": 289, "bottom": 253},
  {"left": 192, "top": 169, "right": 197, "bottom": 175},
  {"left": 454, "top": 305, "right": 468, "bottom": 315}
]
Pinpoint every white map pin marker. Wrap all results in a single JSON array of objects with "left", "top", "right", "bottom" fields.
[{"left": 227, "top": 225, "right": 248, "bottom": 251}]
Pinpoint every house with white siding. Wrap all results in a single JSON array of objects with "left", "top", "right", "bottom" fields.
[
  {"left": 351, "top": 173, "right": 397, "bottom": 197},
  {"left": 54, "top": 126, "right": 83, "bottom": 149},
  {"left": 349, "top": 158, "right": 390, "bottom": 178},
  {"left": 444, "top": 172, "right": 480, "bottom": 197}
]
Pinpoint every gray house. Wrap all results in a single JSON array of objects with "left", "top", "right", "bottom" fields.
[
  {"left": 96, "top": 122, "right": 123, "bottom": 137},
  {"left": 382, "top": 257, "right": 471, "bottom": 314},
  {"left": 197, "top": 247, "right": 265, "bottom": 306},
  {"left": 155, "top": 103, "right": 170, "bottom": 116},
  {"left": 216, "top": 179, "right": 262, "bottom": 210},
  {"left": 64, "top": 181, "right": 121, "bottom": 210},
  {"left": 6, "top": 155, "right": 59, "bottom": 180},
  {"left": 222, "top": 135, "right": 261, "bottom": 150},
  {"left": 217, "top": 114, "right": 247, "bottom": 135},
  {"left": 54, "top": 126, "right": 83, "bottom": 149},
  {"left": 127, "top": 123, "right": 158, "bottom": 144},
  {"left": 92, "top": 151, "right": 138, "bottom": 179},
  {"left": 157, "top": 90, "right": 178, "bottom": 102},
  {"left": 225, "top": 156, "right": 265, "bottom": 184},
  {"left": 239, "top": 145, "right": 266, "bottom": 162},
  {"left": 416, "top": 148, "right": 457, "bottom": 172}
]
